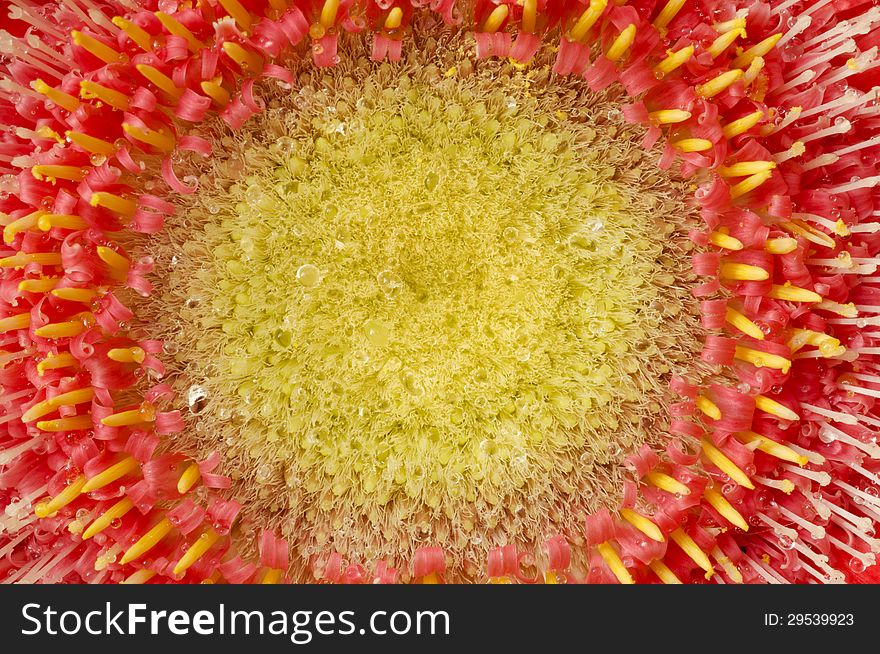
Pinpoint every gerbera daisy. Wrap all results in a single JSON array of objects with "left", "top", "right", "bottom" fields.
[{"left": 1, "top": 0, "right": 880, "bottom": 585}]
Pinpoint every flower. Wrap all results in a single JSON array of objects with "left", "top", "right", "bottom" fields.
[{"left": 1, "top": 0, "right": 880, "bottom": 584}]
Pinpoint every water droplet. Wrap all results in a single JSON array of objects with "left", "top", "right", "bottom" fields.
[
  {"left": 363, "top": 319, "right": 391, "bottom": 347},
  {"left": 296, "top": 263, "right": 321, "bottom": 287},
  {"left": 187, "top": 385, "right": 209, "bottom": 414},
  {"left": 401, "top": 370, "right": 424, "bottom": 396},
  {"left": 376, "top": 269, "right": 403, "bottom": 297}
]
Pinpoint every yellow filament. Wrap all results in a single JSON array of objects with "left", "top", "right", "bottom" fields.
[
  {"left": 101, "top": 403, "right": 156, "bottom": 427},
  {"left": 709, "top": 230, "right": 743, "bottom": 250},
  {"left": 33, "top": 476, "right": 86, "bottom": 518},
  {"left": 645, "top": 471, "right": 690, "bottom": 495},
  {"left": 522, "top": 0, "right": 537, "bottom": 32},
  {"left": 670, "top": 528, "right": 714, "bottom": 577},
  {"left": 222, "top": 41, "right": 263, "bottom": 72},
  {"left": 653, "top": 0, "right": 686, "bottom": 30},
  {"left": 737, "top": 431, "right": 808, "bottom": 465},
  {"left": 81, "top": 456, "right": 140, "bottom": 493},
  {"left": 649, "top": 559, "right": 682, "bottom": 584},
  {"left": 122, "top": 569, "right": 158, "bottom": 584},
  {"left": 712, "top": 547, "right": 743, "bottom": 583},
  {"left": 778, "top": 220, "right": 836, "bottom": 248},
  {"left": 319, "top": 0, "right": 339, "bottom": 28},
  {"left": 122, "top": 122, "right": 175, "bottom": 152},
  {"left": 38, "top": 214, "right": 88, "bottom": 232},
  {"left": 619, "top": 508, "right": 664, "bottom": 542},
  {"left": 654, "top": 45, "right": 695, "bottom": 76},
  {"left": 31, "top": 165, "right": 86, "bottom": 182},
  {"left": 696, "top": 69, "right": 744, "bottom": 98},
  {"left": 34, "top": 312, "right": 94, "bottom": 338},
  {"left": 787, "top": 328, "right": 842, "bottom": 357},
  {"left": 79, "top": 80, "right": 130, "bottom": 111},
  {"left": 597, "top": 542, "right": 634, "bottom": 584},
  {"left": 90, "top": 192, "right": 137, "bottom": 216},
  {"left": 606, "top": 24, "right": 637, "bottom": 62},
  {"left": 37, "top": 352, "right": 78, "bottom": 375},
  {"left": 720, "top": 261, "right": 769, "bottom": 281},
  {"left": 648, "top": 109, "right": 691, "bottom": 124},
  {"left": 36, "top": 414, "right": 93, "bottom": 432},
  {"left": 177, "top": 462, "right": 202, "bottom": 494},
  {"left": 671, "top": 138, "right": 713, "bottom": 152},
  {"left": 97, "top": 246, "right": 131, "bottom": 276},
  {"left": 18, "top": 277, "right": 59, "bottom": 293},
  {"left": 155, "top": 12, "right": 202, "bottom": 52},
  {"left": 718, "top": 160, "right": 776, "bottom": 177},
  {"left": 707, "top": 28, "right": 746, "bottom": 59},
  {"left": 384, "top": 7, "right": 403, "bottom": 30},
  {"left": 174, "top": 529, "right": 220, "bottom": 575},
  {"left": 742, "top": 56, "right": 765, "bottom": 86},
  {"left": 3, "top": 211, "right": 42, "bottom": 244},
  {"left": 0, "top": 252, "right": 62, "bottom": 268},
  {"left": 82, "top": 497, "right": 135, "bottom": 539},
  {"left": 701, "top": 439, "right": 755, "bottom": 489},
  {"left": 569, "top": 0, "right": 608, "bottom": 42},
  {"left": 696, "top": 395, "right": 721, "bottom": 419},
  {"left": 721, "top": 110, "right": 763, "bottom": 138},
  {"left": 261, "top": 568, "right": 283, "bottom": 584},
  {"left": 483, "top": 4, "right": 509, "bottom": 32},
  {"left": 725, "top": 306, "right": 765, "bottom": 340},
  {"left": 421, "top": 572, "right": 441, "bottom": 584},
  {"left": 111, "top": 16, "right": 153, "bottom": 52},
  {"left": 201, "top": 79, "right": 231, "bottom": 106},
  {"left": 71, "top": 30, "right": 127, "bottom": 64},
  {"left": 21, "top": 387, "right": 94, "bottom": 423},
  {"left": 814, "top": 300, "right": 857, "bottom": 317},
  {"left": 30, "top": 79, "right": 81, "bottom": 112},
  {"left": 730, "top": 33, "right": 782, "bottom": 69},
  {"left": 65, "top": 131, "right": 116, "bottom": 156},
  {"left": 704, "top": 486, "right": 749, "bottom": 530},
  {"left": 120, "top": 518, "right": 174, "bottom": 565},
  {"left": 135, "top": 64, "right": 183, "bottom": 99},
  {"left": 764, "top": 237, "right": 797, "bottom": 254},
  {"left": 734, "top": 345, "right": 791, "bottom": 373},
  {"left": 754, "top": 394, "right": 799, "bottom": 421},
  {"left": 218, "top": 0, "right": 253, "bottom": 31},
  {"left": 768, "top": 283, "right": 822, "bottom": 303},
  {"left": 108, "top": 347, "right": 146, "bottom": 364}
]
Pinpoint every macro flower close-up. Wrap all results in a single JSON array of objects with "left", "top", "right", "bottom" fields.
[{"left": 2, "top": 0, "right": 880, "bottom": 586}]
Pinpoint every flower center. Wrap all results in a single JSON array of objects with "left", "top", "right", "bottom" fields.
[{"left": 148, "top": 56, "right": 697, "bottom": 577}]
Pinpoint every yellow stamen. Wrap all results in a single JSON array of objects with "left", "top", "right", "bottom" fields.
[
  {"left": 34, "top": 312, "right": 95, "bottom": 339},
  {"left": 71, "top": 30, "right": 127, "bottom": 64},
  {"left": 90, "top": 192, "right": 137, "bottom": 216},
  {"left": 21, "top": 387, "right": 94, "bottom": 423},
  {"left": 221, "top": 41, "right": 263, "bottom": 73},
  {"left": 597, "top": 542, "right": 634, "bottom": 584},
  {"left": 645, "top": 471, "right": 690, "bottom": 495},
  {"left": 730, "top": 33, "right": 782, "bottom": 69},
  {"left": 619, "top": 509, "right": 664, "bottom": 542},
  {"left": 155, "top": 12, "right": 202, "bottom": 52},
  {"left": 654, "top": 45, "right": 695, "bottom": 76},
  {"left": 0, "top": 313, "right": 32, "bottom": 334},
  {"left": 709, "top": 230, "right": 743, "bottom": 250},
  {"left": 33, "top": 476, "right": 86, "bottom": 518},
  {"left": 787, "top": 328, "right": 843, "bottom": 357},
  {"left": 0, "top": 252, "right": 62, "bottom": 268},
  {"left": 100, "top": 402, "right": 156, "bottom": 427},
  {"left": 768, "top": 283, "right": 822, "bottom": 303},
  {"left": 671, "top": 528, "right": 714, "bottom": 577},
  {"left": 79, "top": 80, "right": 130, "bottom": 111},
  {"left": 648, "top": 559, "right": 682, "bottom": 584},
  {"left": 3, "top": 211, "right": 42, "bottom": 244},
  {"left": 37, "top": 352, "right": 78, "bottom": 375},
  {"left": 483, "top": 4, "right": 509, "bottom": 33},
  {"left": 737, "top": 431, "right": 808, "bottom": 465},
  {"left": 707, "top": 27, "right": 746, "bottom": 59},
  {"left": 734, "top": 345, "right": 791, "bottom": 373},
  {"left": 764, "top": 237, "right": 797, "bottom": 254},
  {"left": 606, "top": 24, "right": 637, "bottom": 62},
  {"left": 814, "top": 300, "right": 857, "bottom": 317},
  {"left": 704, "top": 485, "right": 749, "bottom": 530},
  {"left": 200, "top": 79, "right": 231, "bottom": 106},
  {"left": 384, "top": 7, "right": 403, "bottom": 30},
  {"left": 742, "top": 56, "right": 765, "bottom": 86},
  {"left": 653, "top": 0, "right": 686, "bottom": 30},
  {"left": 421, "top": 572, "right": 441, "bottom": 584},
  {"left": 754, "top": 394, "right": 799, "bottom": 421},
  {"left": 81, "top": 456, "right": 140, "bottom": 493},
  {"left": 82, "top": 497, "right": 134, "bottom": 539},
  {"left": 18, "top": 277, "right": 59, "bottom": 293},
  {"left": 696, "top": 69, "right": 744, "bottom": 98},
  {"left": 522, "top": 0, "right": 537, "bottom": 33},
  {"left": 218, "top": 0, "right": 253, "bottom": 31},
  {"left": 701, "top": 439, "right": 755, "bottom": 489},
  {"left": 177, "top": 462, "right": 201, "bottom": 494},
  {"left": 712, "top": 546, "right": 743, "bottom": 583},
  {"left": 97, "top": 245, "right": 131, "bottom": 276},
  {"left": 108, "top": 347, "right": 146, "bottom": 364},
  {"left": 718, "top": 160, "right": 776, "bottom": 177},
  {"left": 30, "top": 79, "right": 80, "bottom": 112},
  {"left": 119, "top": 518, "right": 174, "bottom": 565},
  {"left": 721, "top": 110, "right": 764, "bottom": 139},
  {"left": 36, "top": 414, "right": 93, "bottom": 432},
  {"left": 35, "top": 126, "right": 64, "bottom": 143},
  {"left": 122, "top": 122, "right": 175, "bottom": 152},
  {"left": 720, "top": 262, "right": 769, "bottom": 281},
  {"left": 696, "top": 395, "right": 721, "bottom": 420},
  {"left": 725, "top": 307, "right": 765, "bottom": 340},
  {"left": 778, "top": 220, "right": 836, "bottom": 248},
  {"left": 569, "top": 0, "right": 608, "bottom": 42},
  {"left": 122, "top": 569, "right": 158, "bottom": 584},
  {"left": 261, "top": 568, "right": 283, "bottom": 584},
  {"left": 38, "top": 214, "right": 88, "bottom": 232},
  {"left": 173, "top": 528, "right": 220, "bottom": 575},
  {"left": 672, "top": 137, "right": 713, "bottom": 152},
  {"left": 31, "top": 165, "right": 86, "bottom": 182},
  {"left": 111, "top": 16, "right": 153, "bottom": 52},
  {"left": 648, "top": 109, "right": 691, "bottom": 124},
  {"left": 134, "top": 64, "right": 183, "bottom": 99}
]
